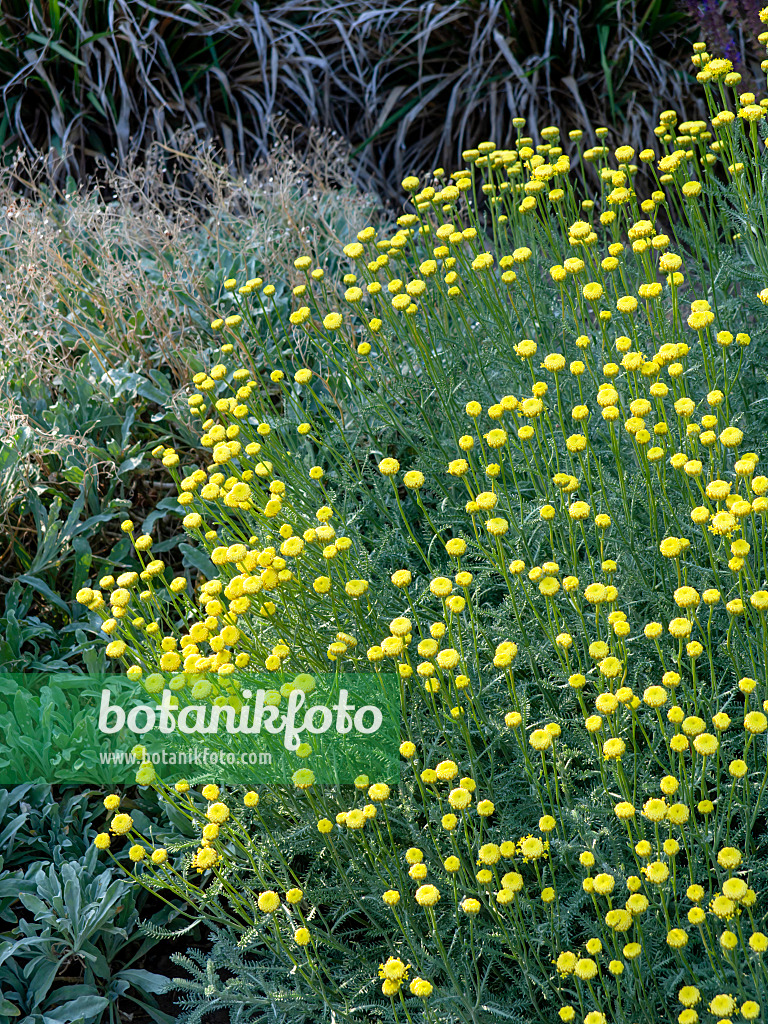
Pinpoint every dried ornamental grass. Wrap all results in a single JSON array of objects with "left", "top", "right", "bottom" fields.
[{"left": 1, "top": 0, "right": 705, "bottom": 199}]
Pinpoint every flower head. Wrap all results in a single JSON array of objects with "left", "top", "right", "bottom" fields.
[{"left": 415, "top": 884, "right": 440, "bottom": 907}]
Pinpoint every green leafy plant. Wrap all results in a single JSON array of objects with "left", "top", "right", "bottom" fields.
[
  {"left": 1, "top": 854, "right": 172, "bottom": 1023},
  {"left": 0, "top": 675, "right": 145, "bottom": 784},
  {"left": 0, "top": 784, "right": 181, "bottom": 1022}
]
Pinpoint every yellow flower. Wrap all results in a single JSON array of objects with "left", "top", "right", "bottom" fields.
[
  {"left": 258, "top": 890, "right": 280, "bottom": 913},
  {"left": 206, "top": 802, "right": 230, "bottom": 824},
  {"left": 626, "top": 893, "right": 648, "bottom": 915},
  {"left": 345, "top": 579, "right": 369, "bottom": 598},
  {"left": 472, "top": 252, "right": 494, "bottom": 271},
  {"left": 568, "top": 500, "right": 590, "bottom": 520},
  {"left": 679, "top": 987, "right": 701, "bottom": 1008},
  {"left": 642, "top": 798, "right": 667, "bottom": 822},
  {"left": 322, "top": 312, "right": 343, "bottom": 330},
  {"left": 574, "top": 957, "right": 597, "bottom": 980},
  {"left": 518, "top": 836, "right": 545, "bottom": 860},
  {"left": 659, "top": 537, "right": 683, "bottom": 557},
  {"left": 643, "top": 685, "right": 667, "bottom": 707},
  {"left": 710, "top": 894, "right": 737, "bottom": 921},
  {"left": 435, "top": 760, "right": 458, "bottom": 782},
  {"left": 403, "top": 470, "right": 425, "bottom": 489},
  {"left": 605, "top": 909, "right": 633, "bottom": 931},
  {"left": 378, "top": 457, "right": 400, "bottom": 476},
  {"left": 720, "top": 426, "right": 744, "bottom": 447},
  {"left": 486, "top": 517, "right": 509, "bottom": 536},
  {"left": 529, "top": 729, "right": 552, "bottom": 752},
  {"left": 667, "top": 928, "right": 688, "bottom": 948},
  {"left": 593, "top": 873, "right": 615, "bottom": 895},
  {"left": 292, "top": 768, "right": 315, "bottom": 789},
  {"left": 709, "top": 995, "right": 737, "bottom": 1017},
  {"left": 668, "top": 617, "right": 692, "bottom": 639},
  {"left": 661, "top": 775, "right": 679, "bottom": 795},
  {"left": 599, "top": 656, "right": 622, "bottom": 679},
  {"left": 368, "top": 783, "right": 391, "bottom": 802},
  {"left": 644, "top": 860, "right": 669, "bottom": 884},
  {"left": 693, "top": 732, "right": 718, "bottom": 756},
  {"left": 674, "top": 585, "right": 699, "bottom": 609},
  {"left": 379, "top": 957, "right": 410, "bottom": 984},
  {"left": 722, "top": 877, "right": 748, "bottom": 901},
  {"left": 746, "top": 711, "right": 768, "bottom": 734},
  {"left": 502, "top": 871, "right": 523, "bottom": 891},
  {"left": 486, "top": 427, "right": 508, "bottom": 448},
  {"left": 556, "top": 952, "right": 578, "bottom": 976},
  {"left": 110, "top": 813, "right": 133, "bottom": 835},
  {"left": 409, "top": 978, "right": 433, "bottom": 998},
  {"left": 415, "top": 884, "right": 440, "bottom": 907},
  {"left": 583, "top": 583, "right": 607, "bottom": 604},
  {"left": 448, "top": 787, "right": 471, "bottom": 810},
  {"left": 603, "top": 737, "right": 626, "bottom": 760}
]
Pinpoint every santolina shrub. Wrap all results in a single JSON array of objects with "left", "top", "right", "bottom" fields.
[{"left": 84, "top": 23, "right": 768, "bottom": 1024}]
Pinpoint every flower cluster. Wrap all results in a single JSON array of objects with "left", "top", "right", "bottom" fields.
[{"left": 89, "top": 28, "right": 768, "bottom": 1024}]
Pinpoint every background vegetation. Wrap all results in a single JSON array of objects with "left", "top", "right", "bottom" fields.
[{"left": 1, "top": 0, "right": 763, "bottom": 200}]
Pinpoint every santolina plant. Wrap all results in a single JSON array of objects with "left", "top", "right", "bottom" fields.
[{"left": 81, "top": 22, "right": 768, "bottom": 1024}]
